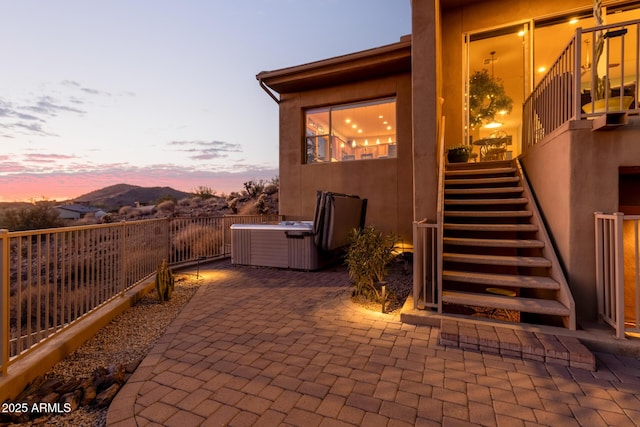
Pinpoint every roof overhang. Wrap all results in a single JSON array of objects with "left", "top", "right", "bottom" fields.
[{"left": 257, "top": 35, "right": 411, "bottom": 97}]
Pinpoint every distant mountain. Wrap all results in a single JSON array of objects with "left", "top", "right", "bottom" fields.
[{"left": 75, "top": 184, "right": 191, "bottom": 212}]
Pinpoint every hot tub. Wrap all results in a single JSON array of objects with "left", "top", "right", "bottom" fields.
[
  {"left": 230, "top": 221, "right": 321, "bottom": 270},
  {"left": 230, "top": 191, "right": 367, "bottom": 271}
]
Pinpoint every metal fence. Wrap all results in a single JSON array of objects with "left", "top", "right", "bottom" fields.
[
  {"left": 523, "top": 19, "right": 640, "bottom": 152},
  {"left": 595, "top": 212, "right": 640, "bottom": 339},
  {"left": 0, "top": 214, "right": 280, "bottom": 375}
]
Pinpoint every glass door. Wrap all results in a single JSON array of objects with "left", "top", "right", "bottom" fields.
[{"left": 463, "top": 21, "right": 532, "bottom": 160}]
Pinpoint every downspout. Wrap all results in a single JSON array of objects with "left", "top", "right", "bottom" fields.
[{"left": 258, "top": 78, "right": 281, "bottom": 104}]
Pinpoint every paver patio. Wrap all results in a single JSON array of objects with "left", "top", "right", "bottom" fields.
[{"left": 107, "top": 259, "right": 640, "bottom": 426}]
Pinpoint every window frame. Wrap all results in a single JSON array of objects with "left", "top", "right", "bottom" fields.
[{"left": 303, "top": 97, "right": 397, "bottom": 164}]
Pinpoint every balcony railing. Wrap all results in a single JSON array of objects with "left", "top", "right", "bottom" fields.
[
  {"left": 0, "top": 214, "right": 280, "bottom": 375},
  {"left": 595, "top": 212, "right": 640, "bottom": 339},
  {"left": 523, "top": 19, "right": 640, "bottom": 152}
]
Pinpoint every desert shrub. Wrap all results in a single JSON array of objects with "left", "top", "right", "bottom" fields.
[
  {"left": 227, "top": 198, "right": 239, "bottom": 214},
  {"left": 118, "top": 206, "right": 132, "bottom": 215},
  {"left": 126, "top": 209, "right": 142, "bottom": 219},
  {"left": 173, "top": 224, "right": 220, "bottom": 258},
  {"left": 192, "top": 186, "right": 216, "bottom": 199},
  {"left": 263, "top": 184, "right": 278, "bottom": 195},
  {"left": 155, "top": 259, "right": 174, "bottom": 302},
  {"left": 243, "top": 179, "right": 266, "bottom": 198},
  {"left": 157, "top": 200, "right": 175, "bottom": 214},
  {"left": 77, "top": 213, "right": 99, "bottom": 225},
  {"left": 237, "top": 202, "right": 258, "bottom": 215},
  {"left": 345, "top": 226, "right": 398, "bottom": 302},
  {"left": 1, "top": 202, "right": 64, "bottom": 231},
  {"left": 189, "top": 197, "right": 203, "bottom": 208},
  {"left": 254, "top": 193, "right": 268, "bottom": 214},
  {"left": 177, "top": 197, "right": 191, "bottom": 207}
]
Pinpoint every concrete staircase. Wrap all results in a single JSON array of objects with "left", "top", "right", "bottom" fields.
[{"left": 442, "top": 159, "right": 576, "bottom": 329}]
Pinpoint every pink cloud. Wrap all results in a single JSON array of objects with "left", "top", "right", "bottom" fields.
[{"left": 0, "top": 165, "right": 278, "bottom": 202}]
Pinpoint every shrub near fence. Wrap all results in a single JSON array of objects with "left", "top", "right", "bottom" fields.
[{"left": 0, "top": 214, "right": 280, "bottom": 375}]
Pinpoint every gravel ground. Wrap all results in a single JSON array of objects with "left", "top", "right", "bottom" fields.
[
  {"left": 18, "top": 273, "right": 202, "bottom": 427},
  {"left": 350, "top": 255, "right": 413, "bottom": 314}
]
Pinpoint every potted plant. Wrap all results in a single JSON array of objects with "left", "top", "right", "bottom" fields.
[{"left": 447, "top": 145, "right": 472, "bottom": 163}]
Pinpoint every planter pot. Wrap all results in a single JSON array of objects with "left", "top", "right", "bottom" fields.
[{"left": 447, "top": 151, "right": 470, "bottom": 163}]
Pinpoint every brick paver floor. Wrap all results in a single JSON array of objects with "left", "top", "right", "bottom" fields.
[{"left": 107, "top": 259, "right": 640, "bottom": 426}]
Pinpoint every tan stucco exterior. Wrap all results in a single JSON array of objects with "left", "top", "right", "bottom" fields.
[
  {"left": 260, "top": 0, "right": 640, "bottom": 324},
  {"left": 521, "top": 118, "right": 640, "bottom": 322},
  {"left": 258, "top": 40, "right": 414, "bottom": 242}
]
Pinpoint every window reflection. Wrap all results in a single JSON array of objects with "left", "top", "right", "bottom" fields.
[{"left": 305, "top": 98, "right": 396, "bottom": 163}]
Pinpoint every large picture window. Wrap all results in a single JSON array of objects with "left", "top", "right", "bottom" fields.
[{"left": 305, "top": 98, "right": 396, "bottom": 163}]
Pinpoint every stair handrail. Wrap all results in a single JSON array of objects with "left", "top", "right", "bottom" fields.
[
  {"left": 435, "top": 115, "right": 446, "bottom": 313},
  {"left": 516, "top": 159, "right": 576, "bottom": 329}
]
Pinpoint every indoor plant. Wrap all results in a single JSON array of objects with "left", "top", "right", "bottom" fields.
[{"left": 469, "top": 69, "right": 513, "bottom": 129}]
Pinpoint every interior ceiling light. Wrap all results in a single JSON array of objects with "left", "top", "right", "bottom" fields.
[
  {"left": 484, "top": 120, "right": 503, "bottom": 129},
  {"left": 518, "top": 30, "right": 525, "bottom": 37},
  {"left": 538, "top": 66, "right": 547, "bottom": 73},
  {"left": 569, "top": 18, "right": 579, "bottom": 24},
  {"left": 345, "top": 119, "right": 351, "bottom": 123}
]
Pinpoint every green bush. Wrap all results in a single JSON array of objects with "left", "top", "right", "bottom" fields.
[
  {"left": 345, "top": 226, "right": 397, "bottom": 302},
  {"left": 0, "top": 201, "right": 64, "bottom": 231}
]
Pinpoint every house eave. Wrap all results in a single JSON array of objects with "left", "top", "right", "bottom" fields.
[{"left": 257, "top": 36, "right": 411, "bottom": 95}]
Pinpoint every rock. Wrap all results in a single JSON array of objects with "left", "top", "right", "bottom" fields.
[
  {"left": 81, "top": 385, "right": 97, "bottom": 406},
  {"left": 40, "top": 392, "right": 60, "bottom": 405},
  {"left": 60, "top": 390, "right": 81, "bottom": 412},
  {"left": 39, "top": 378, "right": 63, "bottom": 395},
  {"left": 56, "top": 378, "right": 81, "bottom": 395},
  {"left": 94, "top": 383, "right": 120, "bottom": 408},
  {"left": 109, "top": 364, "right": 126, "bottom": 384},
  {"left": 125, "top": 358, "right": 142, "bottom": 374}
]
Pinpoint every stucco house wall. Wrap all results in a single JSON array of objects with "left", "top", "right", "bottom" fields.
[
  {"left": 521, "top": 118, "right": 640, "bottom": 322},
  {"left": 278, "top": 73, "right": 414, "bottom": 242}
]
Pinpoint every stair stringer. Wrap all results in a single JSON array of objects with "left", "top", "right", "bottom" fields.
[{"left": 515, "top": 159, "right": 576, "bottom": 330}]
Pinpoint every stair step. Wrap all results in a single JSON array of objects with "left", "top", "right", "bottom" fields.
[
  {"left": 445, "top": 210, "right": 533, "bottom": 218},
  {"left": 444, "top": 198, "right": 528, "bottom": 206},
  {"left": 444, "top": 223, "right": 538, "bottom": 232},
  {"left": 445, "top": 176, "right": 520, "bottom": 186},
  {"left": 443, "top": 253, "right": 552, "bottom": 267},
  {"left": 445, "top": 187, "right": 523, "bottom": 195},
  {"left": 442, "top": 291, "right": 571, "bottom": 316},
  {"left": 445, "top": 167, "right": 516, "bottom": 177},
  {"left": 443, "top": 270, "right": 560, "bottom": 290},
  {"left": 443, "top": 237, "right": 544, "bottom": 248}
]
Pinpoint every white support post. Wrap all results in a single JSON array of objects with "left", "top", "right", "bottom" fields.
[
  {"left": 413, "top": 221, "right": 423, "bottom": 309},
  {"left": 614, "top": 212, "right": 626, "bottom": 339}
]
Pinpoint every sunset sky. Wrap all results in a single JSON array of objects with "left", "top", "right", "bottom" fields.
[{"left": 0, "top": 1, "right": 411, "bottom": 202}]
